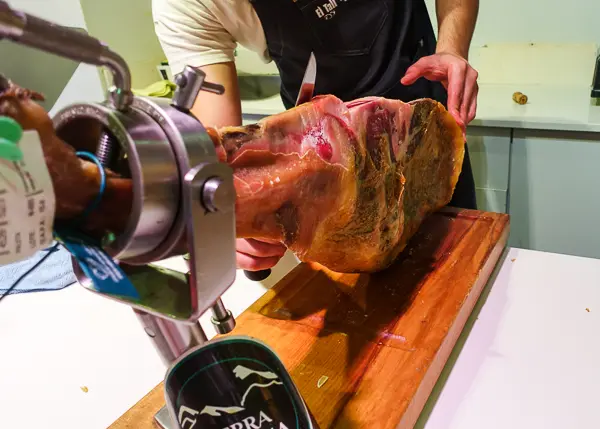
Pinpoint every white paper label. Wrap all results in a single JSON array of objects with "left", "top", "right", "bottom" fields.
[{"left": 0, "top": 130, "right": 56, "bottom": 265}]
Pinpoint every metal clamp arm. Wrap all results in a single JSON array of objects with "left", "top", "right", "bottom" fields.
[{"left": 0, "top": 0, "right": 132, "bottom": 110}]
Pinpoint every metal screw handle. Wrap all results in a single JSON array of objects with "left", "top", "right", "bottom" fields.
[{"left": 172, "top": 66, "right": 225, "bottom": 112}]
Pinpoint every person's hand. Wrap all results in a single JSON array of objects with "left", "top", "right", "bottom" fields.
[
  {"left": 400, "top": 52, "right": 479, "bottom": 137},
  {"left": 236, "top": 238, "right": 286, "bottom": 271}
]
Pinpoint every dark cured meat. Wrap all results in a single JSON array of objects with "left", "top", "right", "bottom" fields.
[
  {"left": 213, "top": 95, "right": 465, "bottom": 273},
  {"left": 0, "top": 80, "right": 132, "bottom": 236}
]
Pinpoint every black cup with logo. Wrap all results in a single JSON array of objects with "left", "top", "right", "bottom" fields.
[{"left": 164, "top": 335, "right": 315, "bottom": 429}]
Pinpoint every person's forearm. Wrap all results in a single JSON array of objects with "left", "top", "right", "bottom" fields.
[{"left": 435, "top": 0, "right": 479, "bottom": 59}]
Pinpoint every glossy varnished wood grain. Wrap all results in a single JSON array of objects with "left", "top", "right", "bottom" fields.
[
  {"left": 109, "top": 382, "right": 165, "bottom": 429},
  {"left": 109, "top": 208, "right": 509, "bottom": 429}
]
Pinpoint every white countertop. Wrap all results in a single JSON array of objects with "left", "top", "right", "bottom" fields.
[
  {"left": 1, "top": 247, "right": 600, "bottom": 428},
  {"left": 471, "top": 84, "right": 600, "bottom": 132},
  {"left": 420, "top": 247, "right": 600, "bottom": 429},
  {"left": 240, "top": 43, "right": 600, "bottom": 133}
]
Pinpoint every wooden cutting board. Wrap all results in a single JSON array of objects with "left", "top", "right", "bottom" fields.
[{"left": 109, "top": 208, "right": 509, "bottom": 429}]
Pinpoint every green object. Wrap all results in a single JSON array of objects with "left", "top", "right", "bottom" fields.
[
  {"left": 0, "top": 116, "right": 24, "bottom": 161},
  {"left": 120, "top": 264, "right": 193, "bottom": 319},
  {"left": 101, "top": 231, "right": 117, "bottom": 247},
  {"left": 132, "top": 80, "right": 177, "bottom": 98}
]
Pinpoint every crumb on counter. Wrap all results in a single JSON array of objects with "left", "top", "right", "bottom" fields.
[
  {"left": 80, "top": 386, "right": 89, "bottom": 393},
  {"left": 586, "top": 308, "right": 590, "bottom": 312},
  {"left": 511, "top": 258, "right": 516, "bottom": 262},
  {"left": 317, "top": 375, "right": 329, "bottom": 388}
]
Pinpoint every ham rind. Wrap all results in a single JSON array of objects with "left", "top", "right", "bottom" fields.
[{"left": 214, "top": 94, "right": 465, "bottom": 273}]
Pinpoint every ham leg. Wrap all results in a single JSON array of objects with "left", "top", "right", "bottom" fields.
[
  {"left": 213, "top": 94, "right": 464, "bottom": 273},
  {"left": 2, "top": 83, "right": 463, "bottom": 273}
]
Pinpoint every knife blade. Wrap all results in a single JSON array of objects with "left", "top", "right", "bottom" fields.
[{"left": 295, "top": 52, "right": 317, "bottom": 106}]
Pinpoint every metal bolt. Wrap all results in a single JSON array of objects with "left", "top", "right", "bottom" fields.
[
  {"left": 175, "top": 73, "right": 187, "bottom": 88},
  {"left": 201, "top": 177, "right": 233, "bottom": 213},
  {"left": 211, "top": 298, "right": 236, "bottom": 334}
]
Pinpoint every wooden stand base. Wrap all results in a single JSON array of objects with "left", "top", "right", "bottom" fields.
[{"left": 109, "top": 208, "right": 509, "bottom": 429}]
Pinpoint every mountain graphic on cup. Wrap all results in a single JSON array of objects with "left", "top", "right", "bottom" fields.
[
  {"left": 167, "top": 337, "right": 314, "bottom": 429},
  {"left": 181, "top": 365, "right": 283, "bottom": 419}
]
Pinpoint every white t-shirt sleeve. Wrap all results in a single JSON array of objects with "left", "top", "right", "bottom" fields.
[{"left": 152, "top": 0, "right": 236, "bottom": 75}]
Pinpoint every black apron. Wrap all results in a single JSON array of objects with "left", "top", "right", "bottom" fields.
[{"left": 249, "top": 0, "right": 476, "bottom": 210}]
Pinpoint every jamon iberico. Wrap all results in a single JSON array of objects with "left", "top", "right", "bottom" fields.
[
  {"left": 2, "top": 81, "right": 463, "bottom": 273},
  {"left": 212, "top": 95, "right": 464, "bottom": 273}
]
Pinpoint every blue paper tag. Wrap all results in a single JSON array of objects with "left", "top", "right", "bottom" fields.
[{"left": 54, "top": 228, "right": 140, "bottom": 300}]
